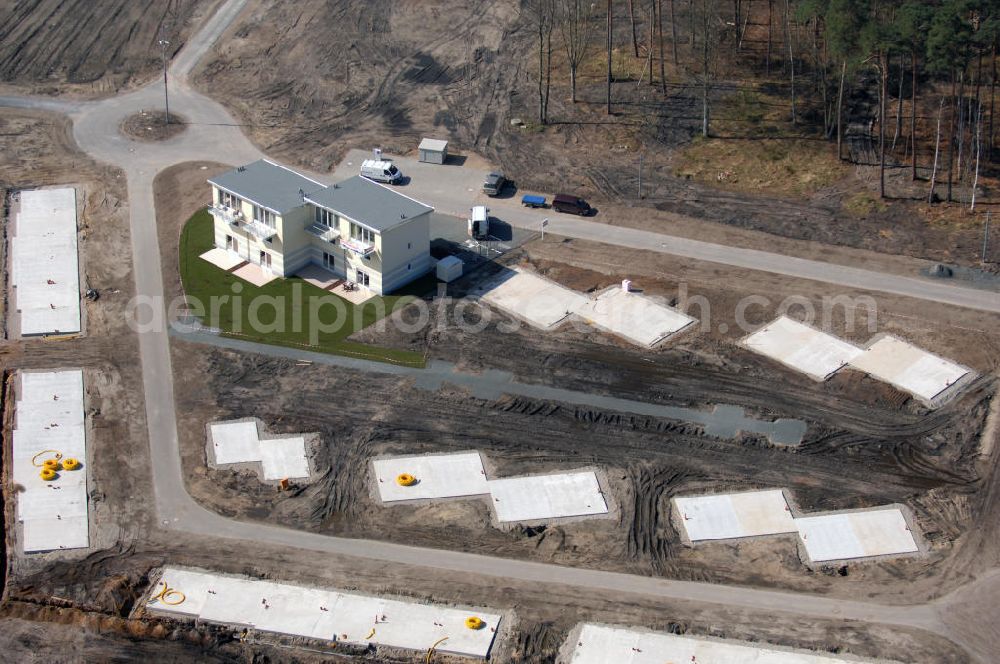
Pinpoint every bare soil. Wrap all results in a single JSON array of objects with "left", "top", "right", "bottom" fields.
[
  {"left": 151, "top": 163, "right": 1000, "bottom": 618},
  {"left": 191, "top": 0, "right": 999, "bottom": 267},
  {"left": 0, "top": 0, "right": 220, "bottom": 98},
  {"left": 120, "top": 111, "right": 187, "bottom": 142}
]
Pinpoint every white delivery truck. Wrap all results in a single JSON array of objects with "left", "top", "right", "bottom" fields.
[
  {"left": 360, "top": 159, "right": 403, "bottom": 184},
  {"left": 468, "top": 205, "right": 489, "bottom": 240}
]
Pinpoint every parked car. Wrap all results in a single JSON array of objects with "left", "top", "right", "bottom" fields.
[
  {"left": 552, "top": 193, "right": 592, "bottom": 216},
  {"left": 361, "top": 159, "right": 402, "bottom": 184},
  {"left": 482, "top": 171, "right": 506, "bottom": 196}
]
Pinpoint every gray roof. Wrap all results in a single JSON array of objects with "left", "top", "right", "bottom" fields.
[
  {"left": 208, "top": 159, "right": 325, "bottom": 215},
  {"left": 304, "top": 176, "right": 434, "bottom": 232}
]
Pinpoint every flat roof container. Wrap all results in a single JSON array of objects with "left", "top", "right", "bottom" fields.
[
  {"left": 436, "top": 255, "right": 463, "bottom": 282},
  {"left": 418, "top": 138, "right": 448, "bottom": 164}
]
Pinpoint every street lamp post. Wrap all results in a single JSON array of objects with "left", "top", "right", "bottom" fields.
[{"left": 158, "top": 39, "right": 170, "bottom": 124}]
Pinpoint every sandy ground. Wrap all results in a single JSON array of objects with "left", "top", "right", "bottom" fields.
[
  {"left": 189, "top": 0, "right": 999, "bottom": 266},
  {"left": 0, "top": 104, "right": 982, "bottom": 664},
  {"left": 0, "top": 0, "right": 221, "bottom": 98},
  {"left": 152, "top": 160, "right": 1000, "bottom": 614}
]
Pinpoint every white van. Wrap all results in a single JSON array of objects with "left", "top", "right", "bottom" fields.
[
  {"left": 468, "top": 205, "right": 489, "bottom": 239},
  {"left": 360, "top": 159, "right": 402, "bottom": 184}
]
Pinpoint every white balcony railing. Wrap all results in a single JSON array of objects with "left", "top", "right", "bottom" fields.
[
  {"left": 241, "top": 219, "right": 278, "bottom": 241},
  {"left": 306, "top": 222, "right": 341, "bottom": 243},
  {"left": 209, "top": 204, "right": 243, "bottom": 225},
  {"left": 342, "top": 236, "right": 375, "bottom": 257},
  {"left": 211, "top": 205, "right": 277, "bottom": 241}
]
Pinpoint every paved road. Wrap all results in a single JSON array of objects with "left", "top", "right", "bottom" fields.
[
  {"left": 1, "top": 1, "right": 994, "bottom": 659},
  {"left": 337, "top": 149, "right": 1000, "bottom": 314}
]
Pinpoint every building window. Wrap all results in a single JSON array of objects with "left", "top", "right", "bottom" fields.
[
  {"left": 323, "top": 252, "right": 334, "bottom": 270},
  {"left": 350, "top": 222, "right": 374, "bottom": 244},
  {"left": 407, "top": 263, "right": 411, "bottom": 270},
  {"left": 253, "top": 204, "right": 276, "bottom": 228},
  {"left": 407, "top": 242, "right": 411, "bottom": 249},
  {"left": 315, "top": 207, "right": 335, "bottom": 227},
  {"left": 220, "top": 191, "right": 241, "bottom": 209}
]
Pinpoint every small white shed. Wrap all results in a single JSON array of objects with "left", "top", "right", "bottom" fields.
[
  {"left": 436, "top": 255, "right": 463, "bottom": 282},
  {"left": 418, "top": 138, "right": 449, "bottom": 164}
]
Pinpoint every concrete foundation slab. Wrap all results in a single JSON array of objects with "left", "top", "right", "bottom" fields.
[
  {"left": 199, "top": 247, "right": 245, "bottom": 271},
  {"left": 795, "top": 508, "right": 918, "bottom": 562},
  {"left": 150, "top": 567, "right": 501, "bottom": 658},
  {"left": 473, "top": 266, "right": 589, "bottom": 330},
  {"left": 11, "top": 188, "right": 81, "bottom": 335},
  {"left": 259, "top": 437, "right": 310, "bottom": 480},
  {"left": 565, "top": 623, "right": 885, "bottom": 663},
  {"left": 673, "top": 489, "right": 796, "bottom": 541},
  {"left": 848, "top": 335, "right": 970, "bottom": 404},
  {"left": 488, "top": 471, "right": 608, "bottom": 522},
  {"left": 741, "top": 316, "right": 863, "bottom": 381},
  {"left": 374, "top": 451, "right": 490, "bottom": 502},
  {"left": 209, "top": 420, "right": 262, "bottom": 464},
  {"left": 207, "top": 419, "right": 313, "bottom": 481},
  {"left": 574, "top": 288, "right": 697, "bottom": 347},
  {"left": 13, "top": 369, "right": 89, "bottom": 552}
]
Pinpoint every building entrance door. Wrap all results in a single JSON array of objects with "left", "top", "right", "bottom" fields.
[
  {"left": 260, "top": 250, "right": 271, "bottom": 270},
  {"left": 356, "top": 269, "right": 370, "bottom": 287}
]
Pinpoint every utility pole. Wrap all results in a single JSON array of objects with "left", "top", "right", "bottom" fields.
[{"left": 158, "top": 39, "right": 171, "bottom": 124}]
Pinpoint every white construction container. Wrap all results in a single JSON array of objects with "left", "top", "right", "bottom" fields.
[
  {"left": 418, "top": 138, "right": 448, "bottom": 164},
  {"left": 436, "top": 256, "right": 463, "bottom": 282}
]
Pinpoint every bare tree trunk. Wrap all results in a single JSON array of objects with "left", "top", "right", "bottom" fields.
[
  {"left": 879, "top": 51, "right": 887, "bottom": 198},
  {"left": 766, "top": 0, "right": 772, "bottom": 76},
  {"left": 537, "top": 17, "right": 545, "bottom": 124},
  {"left": 991, "top": 39, "right": 997, "bottom": 159},
  {"left": 657, "top": 0, "right": 666, "bottom": 93},
  {"left": 628, "top": 0, "right": 639, "bottom": 57},
  {"left": 733, "top": 0, "right": 740, "bottom": 55},
  {"left": 836, "top": 60, "right": 846, "bottom": 160},
  {"left": 647, "top": 0, "right": 655, "bottom": 84},
  {"left": 892, "top": 52, "right": 903, "bottom": 151},
  {"left": 947, "top": 71, "right": 957, "bottom": 202},
  {"left": 784, "top": 0, "right": 795, "bottom": 124},
  {"left": 957, "top": 72, "right": 965, "bottom": 180},
  {"left": 911, "top": 50, "right": 918, "bottom": 180},
  {"left": 544, "top": 24, "right": 552, "bottom": 122},
  {"left": 971, "top": 102, "right": 982, "bottom": 211},
  {"left": 688, "top": 0, "right": 695, "bottom": 57},
  {"left": 607, "top": 0, "right": 613, "bottom": 115},
  {"left": 669, "top": 0, "right": 678, "bottom": 67},
  {"left": 739, "top": 0, "right": 752, "bottom": 50},
  {"left": 701, "top": 0, "right": 709, "bottom": 137},
  {"left": 929, "top": 97, "right": 943, "bottom": 203}
]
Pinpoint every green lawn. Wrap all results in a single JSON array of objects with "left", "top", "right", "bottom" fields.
[{"left": 179, "top": 209, "right": 426, "bottom": 367}]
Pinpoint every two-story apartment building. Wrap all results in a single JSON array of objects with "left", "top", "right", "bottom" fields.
[{"left": 207, "top": 159, "right": 433, "bottom": 295}]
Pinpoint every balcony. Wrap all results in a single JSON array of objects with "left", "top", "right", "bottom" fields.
[
  {"left": 306, "top": 222, "right": 341, "bottom": 243},
  {"left": 209, "top": 204, "right": 243, "bottom": 225},
  {"left": 210, "top": 205, "right": 277, "bottom": 241},
  {"left": 342, "top": 236, "right": 375, "bottom": 257}
]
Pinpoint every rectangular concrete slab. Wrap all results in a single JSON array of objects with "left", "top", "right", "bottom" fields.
[
  {"left": 487, "top": 471, "right": 608, "bottom": 522},
  {"left": 567, "top": 624, "right": 883, "bottom": 664},
  {"left": 574, "top": 289, "right": 697, "bottom": 347},
  {"left": 848, "top": 335, "right": 969, "bottom": 403},
  {"left": 673, "top": 489, "right": 796, "bottom": 542},
  {"left": 200, "top": 247, "right": 245, "bottom": 271},
  {"left": 209, "top": 421, "right": 262, "bottom": 464},
  {"left": 258, "top": 437, "right": 310, "bottom": 480},
  {"left": 795, "top": 508, "right": 918, "bottom": 562},
  {"left": 149, "top": 567, "right": 500, "bottom": 658},
  {"left": 474, "top": 267, "right": 589, "bottom": 330},
  {"left": 741, "top": 316, "right": 863, "bottom": 381},
  {"left": 13, "top": 370, "right": 88, "bottom": 552},
  {"left": 374, "top": 451, "right": 490, "bottom": 502},
  {"left": 12, "top": 188, "right": 81, "bottom": 335}
]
